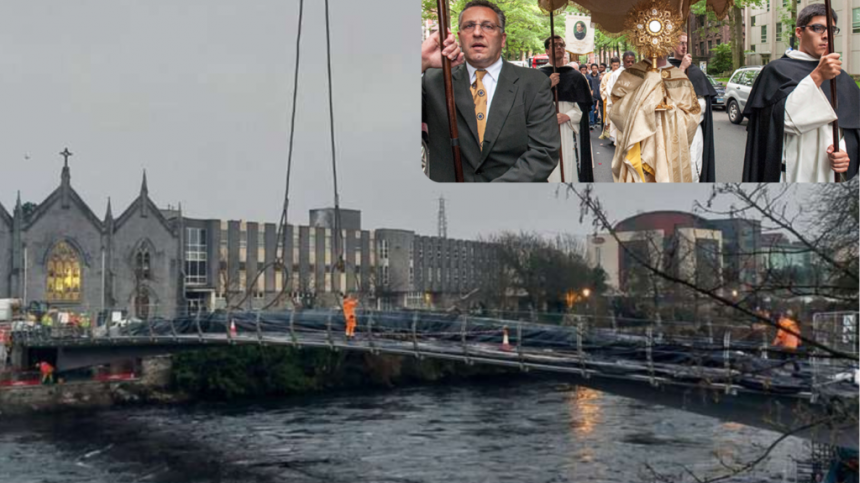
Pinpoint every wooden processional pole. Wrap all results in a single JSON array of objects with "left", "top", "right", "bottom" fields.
[
  {"left": 550, "top": 13, "right": 566, "bottom": 182},
  {"left": 437, "top": 0, "right": 465, "bottom": 182},
  {"left": 823, "top": 0, "right": 845, "bottom": 182}
]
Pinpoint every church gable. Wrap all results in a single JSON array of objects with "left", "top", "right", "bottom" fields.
[
  {"left": 25, "top": 186, "right": 105, "bottom": 234},
  {"left": 0, "top": 202, "right": 10, "bottom": 228},
  {"left": 24, "top": 151, "right": 103, "bottom": 233},
  {"left": 114, "top": 197, "right": 176, "bottom": 236}
]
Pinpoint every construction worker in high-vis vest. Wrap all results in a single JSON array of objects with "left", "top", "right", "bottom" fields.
[
  {"left": 773, "top": 310, "right": 801, "bottom": 350},
  {"left": 37, "top": 361, "right": 55, "bottom": 385},
  {"left": 342, "top": 294, "right": 358, "bottom": 339}
]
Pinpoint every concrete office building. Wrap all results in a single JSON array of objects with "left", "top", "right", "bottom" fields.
[
  {"left": 586, "top": 212, "right": 724, "bottom": 293},
  {"left": 374, "top": 229, "right": 499, "bottom": 309}
]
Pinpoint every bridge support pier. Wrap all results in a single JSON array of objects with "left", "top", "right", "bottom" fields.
[{"left": 10, "top": 344, "right": 27, "bottom": 370}]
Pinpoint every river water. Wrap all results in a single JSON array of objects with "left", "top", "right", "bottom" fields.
[{"left": 0, "top": 380, "right": 805, "bottom": 483}]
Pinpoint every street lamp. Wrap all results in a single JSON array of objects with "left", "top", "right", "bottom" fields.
[{"left": 582, "top": 288, "right": 593, "bottom": 323}]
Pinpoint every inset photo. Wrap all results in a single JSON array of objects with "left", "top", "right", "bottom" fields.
[{"left": 421, "top": 0, "right": 858, "bottom": 183}]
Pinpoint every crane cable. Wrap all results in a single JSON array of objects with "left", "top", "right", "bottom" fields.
[
  {"left": 324, "top": 0, "right": 344, "bottom": 271},
  {"left": 225, "top": 0, "right": 306, "bottom": 313},
  {"left": 266, "top": 0, "right": 305, "bottom": 310},
  {"left": 324, "top": 0, "right": 363, "bottom": 296}
]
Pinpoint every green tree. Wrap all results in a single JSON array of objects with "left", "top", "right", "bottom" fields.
[
  {"left": 690, "top": 0, "right": 764, "bottom": 70},
  {"left": 421, "top": 0, "right": 562, "bottom": 60},
  {"left": 775, "top": 0, "right": 798, "bottom": 44},
  {"left": 730, "top": 0, "right": 767, "bottom": 70},
  {"left": 707, "top": 42, "right": 733, "bottom": 75}
]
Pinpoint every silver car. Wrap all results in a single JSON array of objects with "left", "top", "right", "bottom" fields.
[{"left": 725, "top": 66, "right": 763, "bottom": 124}]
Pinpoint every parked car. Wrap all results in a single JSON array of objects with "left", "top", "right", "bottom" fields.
[
  {"left": 705, "top": 74, "right": 726, "bottom": 110},
  {"left": 724, "top": 66, "right": 763, "bottom": 124},
  {"left": 508, "top": 60, "right": 527, "bottom": 68}
]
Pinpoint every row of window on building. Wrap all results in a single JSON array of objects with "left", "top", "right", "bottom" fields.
[{"left": 182, "top": 224, "right": 496, "bottom": 300}]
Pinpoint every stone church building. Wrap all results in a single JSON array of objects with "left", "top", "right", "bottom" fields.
[
  {"left": 0, "top": 156, "right": 183, "bottom": 319},
  {"left": 0, "top": 153, "right": 503, "bottom": 319}
]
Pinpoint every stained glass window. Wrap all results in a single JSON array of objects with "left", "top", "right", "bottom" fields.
[{"left": 46, "top": 241, "right": 81, "bottom": 302}]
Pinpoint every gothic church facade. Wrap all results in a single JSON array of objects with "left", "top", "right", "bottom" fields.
[{"left": 0, "top": 158, "right": 183, "bottom": 319}]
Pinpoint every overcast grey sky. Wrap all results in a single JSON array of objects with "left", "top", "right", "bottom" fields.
[{"left": 0, "top": 1, "right": 807, "bottom": 240}]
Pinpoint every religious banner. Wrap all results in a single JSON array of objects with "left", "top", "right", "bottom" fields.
[{"left": 565, "top": 14, "right": 594, "bottom": 55}]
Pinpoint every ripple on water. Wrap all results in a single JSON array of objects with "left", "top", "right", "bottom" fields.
[{"left": 0, "top": 380, "right": 809, "bottom": 483}]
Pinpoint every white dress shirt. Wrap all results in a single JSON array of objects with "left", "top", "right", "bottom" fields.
[{"left": 467, "top": 56, "right": 504, "bottom": 118}]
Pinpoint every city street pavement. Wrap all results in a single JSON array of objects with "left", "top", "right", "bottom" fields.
[
  {"left": 584, "top": 106, "right": 750, "bottom": 183},
  {"left": 712, "top": 109, "right": 749, "bottom": 182}
]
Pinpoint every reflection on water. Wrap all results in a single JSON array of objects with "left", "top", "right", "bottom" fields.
[
  {"left": 0, "top": 380, "right": 806, "bottom": 483},
  {"left": 567, "top": 386, "right": 602, "bottom": 437}
]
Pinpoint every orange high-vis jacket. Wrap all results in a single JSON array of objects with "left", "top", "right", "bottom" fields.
[
  {"left": 39, "top": 362, "right": 54, "bottom": 375},
  {"left": 773, "top": 317, "right": 800, "bottom": 349},
  {"left": 343, "top": 298, "right": 358, "bottom": 320}
]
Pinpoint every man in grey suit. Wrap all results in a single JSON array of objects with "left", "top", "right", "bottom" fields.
[{"left": 422, "top": 0, "right": 559, "bottom": 182}]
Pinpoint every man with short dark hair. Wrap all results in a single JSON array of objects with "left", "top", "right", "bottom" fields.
[
  {"left": 743, "top": 3, "right": 858, "bottom": 182},
  {"left": 599, "top": 63, "right": 607, "bottom": 74},
  {"left": 587, "top": 63, "right": 602, "bottom": 128},
  {"left": 539, "top": 35, "right": 594, "bottom": 182},
  {"left": 422, "top": 0, "right": 560, "bottom": 182},
  {"left": 622, "top": 51, "right": 636, "bottom": 69}
]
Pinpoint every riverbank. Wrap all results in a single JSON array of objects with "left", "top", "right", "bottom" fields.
[
  {"left": 0, "top": 356, "right": 183, "bottom": 416},
  {"left": 0, "top": 347, "right": 518, "bottom": 415}
]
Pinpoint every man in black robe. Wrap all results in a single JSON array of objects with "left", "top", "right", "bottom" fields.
[
  {"left": 742, "top": 4, "right": 858, "bottom": 182},
  {"left": 669, "top": 33, "right": 717, "bottom": 182},
  {"left": 539, "top": 35, "right": 595, "bottom": 182}
]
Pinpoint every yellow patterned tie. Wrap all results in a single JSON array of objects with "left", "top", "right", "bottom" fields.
[{"left": 471, "top": 69, "right": 488, "bottom": 148}]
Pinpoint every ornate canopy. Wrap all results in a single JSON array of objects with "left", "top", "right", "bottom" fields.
[{"left": 539, "top": 0, "right": 734, "bottom": 33}]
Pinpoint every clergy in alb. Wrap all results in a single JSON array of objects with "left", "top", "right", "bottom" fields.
[
  {"left": 668, "top": 34, "right": 717, "bottom": 182},
  {"left": 609, "top": 57, "right": 701, "bottom": 183},
  {"left": 539, "top": 35, "right": 595, "bottom": 182},
  {"left": 742, "top": 4, "right": 859, "bottom": 182},
  {"left": 599, "top": 57, "right": 621, "bottom": 143}
]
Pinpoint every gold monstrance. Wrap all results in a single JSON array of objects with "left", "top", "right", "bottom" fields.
[{"left": 625, "top": 0, "right": 684, "bottom": 111}]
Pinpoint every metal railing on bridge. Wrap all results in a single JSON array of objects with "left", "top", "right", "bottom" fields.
[{"left": 12, "top": 309, "right": 859, "bottom": 402}]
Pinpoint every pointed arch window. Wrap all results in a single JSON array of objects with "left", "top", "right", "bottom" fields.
[
  {"left": 46, "top": 241, "right": 82, "bottom": 302},
  {"left": 134, "top": 288, "right": 150, "bottom": 320},
  {"left": 135, "top": 246, "right": 151, "bottom": 281}
]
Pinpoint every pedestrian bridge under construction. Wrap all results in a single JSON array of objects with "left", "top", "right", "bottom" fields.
[{"left": 10, "top": 309, "right": 859, "bottom": 449}]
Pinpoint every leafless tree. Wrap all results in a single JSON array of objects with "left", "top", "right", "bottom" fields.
[
  {"left": 483, "top": 231, "right": 607, "bottom": 314},
  {"left": 565, "top": 182, "right": 859, "bottom": 482}
]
